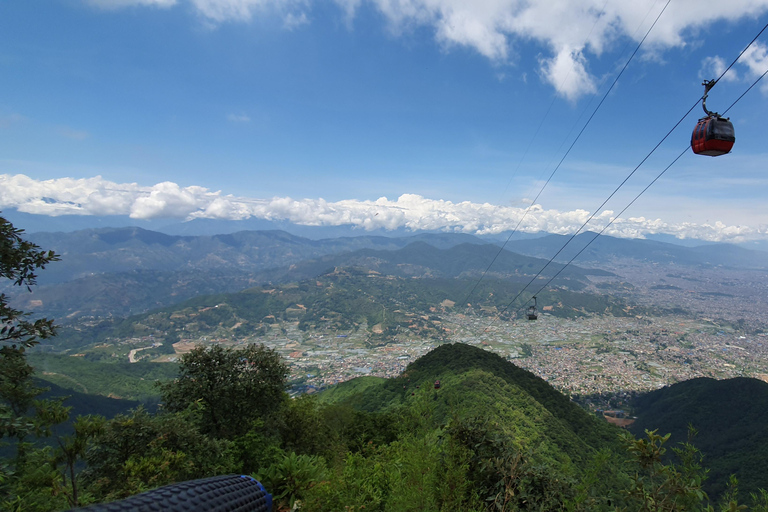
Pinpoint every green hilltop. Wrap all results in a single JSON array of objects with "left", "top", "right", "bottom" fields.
[{"left": 320, "top": 342, "right": 628, "bottom": 471}]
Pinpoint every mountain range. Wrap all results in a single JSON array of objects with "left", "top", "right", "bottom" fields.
[
  {"left": 8, "top": 224, "right": 766, "bottom": 323},
  {"left": 11, "top": 228, "right": 611, "bottom": 321}
]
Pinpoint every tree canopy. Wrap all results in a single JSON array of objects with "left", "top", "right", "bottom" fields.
[{"left": 159, "top": 344, "right": 288, "bottom": 439}]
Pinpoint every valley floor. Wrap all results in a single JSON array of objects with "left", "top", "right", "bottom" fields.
[{"left": 218, "top": 311, "right": 767, "bottom": 410}]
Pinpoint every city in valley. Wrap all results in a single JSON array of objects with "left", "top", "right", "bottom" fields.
[{"left": 79, "top": 260, "right": 768, "bottom": 411}]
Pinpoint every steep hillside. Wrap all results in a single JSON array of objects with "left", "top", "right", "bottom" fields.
[
  {"left": 37, "top": 378, "right": 142, "bottom": 419},
  {"left": 630, "top": 377, "right": 768, "bottom": 497},
  {"left": 29, "top": 353, "right": 178, "bottom": 403},
  {"left": 322, "top": 343, "right": 626, "bottom": 470}
]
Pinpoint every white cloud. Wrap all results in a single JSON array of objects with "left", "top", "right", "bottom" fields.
[
  {"left": 741, "top": 41, "right": 768, "bottom": 77},
  {"left": 699, "top": 40, "right": 768, "bottom": 96},
  {"left": 700, "top": 55, "right": 738, "bottom": 82},
  {"left": 283, "top": 11, "right": 309, "bottom": 29},
  {"left": 188, "top": 0, "right": 307, "bottom": 23},
  {"left": 1, "top": 173, "right": 766, "bottom": 243},
  {"left": 539, "top": 47, "right": 596, "bottom": 102}
]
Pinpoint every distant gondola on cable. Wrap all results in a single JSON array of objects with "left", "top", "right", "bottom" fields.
[
  {"left": 526, "top": 296, "right": 538, "bottom": 321},
  {"left": 434, "top": 380, "right": 441, "bottom": 390},
  {"left": 691, "top": 79, "right": 735, "bottom": 157}
]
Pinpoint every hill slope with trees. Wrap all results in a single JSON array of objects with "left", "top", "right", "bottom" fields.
[{"left": 630, "top": 376, "right": 768, "bottom": 498}]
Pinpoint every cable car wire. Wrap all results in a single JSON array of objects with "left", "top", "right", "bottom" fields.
[
  {"left": 529, "top": 65, "right": 768, "bottom": 300},
  {"left": 497, "top": 36, "right": 768, "bottom": 321},
  {"left": 458, "top": 0, "right": 619, "bottom": 310},
  {"left": 482, "top": 19, "right": 768, "bottom": 326},
  {"left": 459, "top": 0, "right": 671, "bottom": 310}
]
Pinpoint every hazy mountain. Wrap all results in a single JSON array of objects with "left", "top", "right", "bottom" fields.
[
  {"left": 7, "top": 208, "right": 767, "bottom": 252},
  {"left": 47, "top": 265, "right": 644, "bottom": 353},
  {"left": 22, "top": 227, "right": 485, "bottom": 285},
  {"left": 12, "top": 235, "right": 611, "bottom": 321},
  {"left": 503, "top": 232, "right": 768, "bottom": 269}
]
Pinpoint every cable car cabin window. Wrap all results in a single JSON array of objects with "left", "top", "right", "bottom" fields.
[{"left": 709, "top": 118, "right": 735, "bottom": 141}]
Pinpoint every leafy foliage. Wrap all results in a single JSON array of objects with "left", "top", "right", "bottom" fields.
[
  {"left": 0, "top": 216, "right": 58, "bottom": 349},
  {"left": 158, "top": 344, "right": 288, "bottom": 439},
  {"left": 81, "top": 407, "right": 235, "bottom": 502},
  {"left": 619, "top": 428, "right": 711, "bottom": 511}
]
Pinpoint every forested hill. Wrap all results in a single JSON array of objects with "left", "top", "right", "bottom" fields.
[
  {"left": 630, "top": 376, "right": 768, "bottom": 498},
  {"left": 320, "top": 343, "right": 626, "bottom": 472}
]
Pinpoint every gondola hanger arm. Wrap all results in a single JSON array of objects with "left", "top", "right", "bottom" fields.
[{"left": 702, "top": 79, "right": 717, "bottom": 117}]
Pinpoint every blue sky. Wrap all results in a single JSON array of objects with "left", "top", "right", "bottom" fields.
[{"left": 2, "top": 0, "right": 768, "bottom": 242}]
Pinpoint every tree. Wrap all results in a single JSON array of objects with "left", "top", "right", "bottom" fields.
[
  {"left": 0, "top": 215, "right": 59, "bottom": 349},
  {"left": 619, "top": 428, "right": 711, "bottom": 512},
  {"left": 0, "top": 216, "right": 69, "bottom": 510},
  {"left": 0, "top": 346, "right": 46, "bottom": 469},
  {"left": 0, "top": 215, "right": 59, "bottom": 465},
  {"left": 159, "top": 344, "right": 288, "bottom": 439},
  {"left": 82, "top": 407, "right": 235, "bottom": 501}
]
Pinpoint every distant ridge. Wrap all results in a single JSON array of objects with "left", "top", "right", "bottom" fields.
[
  {"left": 14, "top": 229, "right": 609, "bottom": 320},
  {"left": 504, "top": 231, "right": 768, "bottom": 269}
]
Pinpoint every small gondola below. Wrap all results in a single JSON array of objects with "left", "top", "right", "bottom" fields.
[
  {"left": 691, "top": 115, "right": 735, "bottom": 156},
  {"left": 526, "top": 296, "right": 538, "bottom": 321}
]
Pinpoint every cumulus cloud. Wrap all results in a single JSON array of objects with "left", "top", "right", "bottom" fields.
[
  {"left": 700, "top": 40, "right": 768, "bottom": 95},
  {"left": 1, "top": 174, "right": 765, "bottom": 243},
  {"left": 539, "top": 48, "right": 597, "bottom": 102},
  {"left": 741, "top": 41, "right": 768, "bottom": 77},
  {"left": 700, "top": 55, "right": 738, "bottom": 82}
]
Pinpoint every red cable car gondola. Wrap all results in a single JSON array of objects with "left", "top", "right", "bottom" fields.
[{"left": 691, "top": 79, "right": 735, "bottom": 157}]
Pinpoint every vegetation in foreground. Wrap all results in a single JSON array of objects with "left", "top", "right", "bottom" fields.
[{"left": 5, "top": 340, "right": 768, "bottom": 511}]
